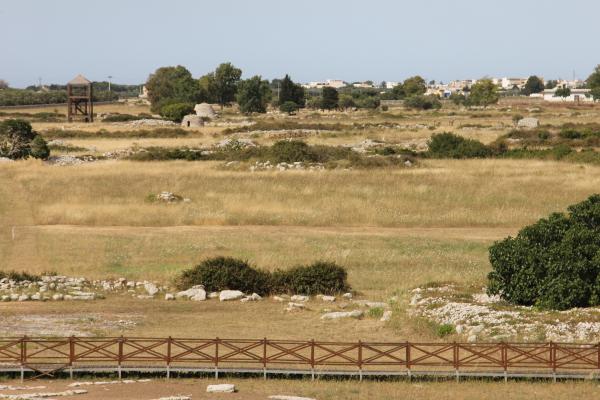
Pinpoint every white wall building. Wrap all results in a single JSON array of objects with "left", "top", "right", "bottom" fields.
[
  {"left": 302, "top": 79, "right": 347, "bottom": 89},
  {"left": 542, "top": 87, "right": 593, "bottom": 102}
]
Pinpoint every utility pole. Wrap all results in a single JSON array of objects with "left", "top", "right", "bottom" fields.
[
  {"left": 37, "top": 77, "right": 42, "bottom": 89},
  {"left": 107, "top": 75, "right": 113, "bottom": 92}
]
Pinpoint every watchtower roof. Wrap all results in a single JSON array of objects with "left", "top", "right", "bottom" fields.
[{"left": 68, "top": 74, "right": 91, "bottom": 85}]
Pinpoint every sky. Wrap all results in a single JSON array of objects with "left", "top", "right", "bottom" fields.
[{"left": 1, "top": 0, "right": 599, "bottom": 88}]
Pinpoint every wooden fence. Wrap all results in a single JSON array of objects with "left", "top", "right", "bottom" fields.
[{"left": 1, "top": 337, "right": 600, "bottom": 380}]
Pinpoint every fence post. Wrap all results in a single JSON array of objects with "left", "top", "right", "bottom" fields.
[
  {"left": 310, "top": 339, "right": 315, "bottom": 381},
  {"left": 69, "top": 336, "right": 75, "bottom": 379},
  {"left": 166, "top": 336, "right": 172, "bottom": 379},
  {"left": 263, "top": 337, "right": 267, "bottom": 380},
  {"left": 406, "top": 341, "right": 411, "bottom": 381},
  {"left": 214, "top": 337, "right": 219, "bottom": 379},
  {"left": 502, "top": 342, "right": 508, "bottom": 383},
  {"left": 550, "top": 341, "right": 556, "bottom": 383},
  {"left": 118, "top": 336, "right": 124, "bottom": 380},
  {"left": 358, "top": 340, "right": 363, "bottom": 382},
  {"left": 453, "top": 342, "right": 459, "bottom": 382},
  {"left": 20, "top": 336, "right": 27, "bottom": 382}
]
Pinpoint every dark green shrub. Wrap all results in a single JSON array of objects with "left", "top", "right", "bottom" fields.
[
  {"left": 176, "top": 257, "right": 272, "bottom": 295},
  {"left": 488, "top": 195, "right": 600, "bottom": 310},
  {"left": 272, "top": 261, "right": 349, "bottom": 295},
  {"left": 0, "top": 119, "right": 41, "bottom": 159},
  {"left": 102, "top": 114, "right": 144, "bottom": 123},
  {"left": 270, "top": 140, "right": 316, "bottom": 163},
  {"left": 427, "top": 132, "right": 491, "bottom": 159},
  {"left": 559, "top": 128, "right": 584, "bottom": 139},
  {"left": 279, "top": 101, "right": 299, "bottom": 115},
  {"left": 160, "top": 103, "right": 194, "bottom": 122},
  {"left": 29, "top": 135, "right": 50, "bottom": 159},
  {"left": 0, "top": 270, "right": 41, "bottom": 282},
  {"left": 404, "top": 95, "right": 441, "bottom": 110},
  {"left": 436, "top": 323, "right": 455, "bottom": 337}
]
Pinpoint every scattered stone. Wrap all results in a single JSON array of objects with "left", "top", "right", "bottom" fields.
[
  {"left": 175, "top": 285, "right": 206, "bottom": 301},
  {"left": 206, "top": 384, "right": 236, "bottom": 393},
  {"left": 219, "top": 290, "right": 244, "bottom": 301},
  {"left": 321, "top": 295, "right": 335, "bottom": 302},
  {"left": 342, "top": 293, "right": 353, "bottom": 299},
  {"left": 272, "top": 296, "right": 286, "bottom": 302},
  {"left": 165, "top": 293, "right": 175, "bottom": 301},
  {"left": 128, "top": 119, "right": 177, "bottom": 127},
  {"left": 155, "top": 192, "right": 184, "bottom": 203},
  {"left": 290, "top": 295, "right": 309, "bottom": 302},
  {"left": 517, "top": 117, "right": 539, "bottom": 129},
  {"left": 320, "top": 310, "right": 363, "bottom": 320},
  {"left": 144, "top": 283, "right": 159, "bottom": 296},
  {"left": 380, "top": 310, "right": 392, "bottom": 322}
]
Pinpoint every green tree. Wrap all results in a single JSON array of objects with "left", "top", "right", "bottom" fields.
[
  {"left": 278, "top": 74, "right": 305, "bottom": 108},
  {"left": 197, "top": 74, "right": 217, "bottom": 103},
  {"left": 586, "top": 65, "right": 600, "bottom": 100},
  {"left": 402, "top": 76, "right": 427, "bottom": 97},
  {"left": 0, "top": 119, "right": 49, "bottom": 160},
  {"left": 554, "top": 86, "right": 572, "bottom": 99},
  {"left": 339, "top": 94, "right": 356, "bottom": 110},
  {"left": 321, "top": 87, "right": 339, "bottom": 110},
  {"left": 280, "top": 101, "right": 299, "bottom": 115},
  {"left": 545, "top": 80, "right": 558, "bottom": 89},
  {"left": 145, "top": 65, "right": 199, "bottom": 112},
  {"left": 466, "top": 79, "right": 499, "bottom": 107},
  {"left": 522, "top": 75, "right": 545, "bottom": 95},
  {"left": 213, "top": 62, "right": 242, "bottom": 108},
  {"left": 390, "top": 84, "right": 405, "bottom": 100},
  {"left": 404, "top": 95, "right": 441, "bottom": 110},
  {"left": 488, "top": 195, "right": 600, "bottom": 310},
  {"left": 236, "top": 75, "right": 272, "bottom": 114},
  {"left": 160, "top": 103, "right": 195, "bottom": 122},
  {"left": 0, "top": 80, "right": 8, "bottom": 89}
]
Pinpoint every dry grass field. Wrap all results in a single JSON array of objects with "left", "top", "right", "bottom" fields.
[{"left": 1, "top": 100, "right": 600, "bottom": 394}]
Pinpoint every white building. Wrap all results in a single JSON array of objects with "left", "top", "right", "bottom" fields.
[
  {"left": 385, "top": 81, "right": 400, "bottom": 89},
  {"left": 352, "top": 82, "right": 375, "bottom": 88},
  {"left": 542, "top": 87, "right": 593, "bottom": 103},
  {"left": 500, "top": 77, "right": 529, "bottom": 90},
  {"left": 302, "top": 79, "right": 347, "bottom": 89}
]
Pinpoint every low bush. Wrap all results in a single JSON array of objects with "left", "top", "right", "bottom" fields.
[
  {"left": 270, "top": 140, "right": 316, "bottom": 163},
  {"left": 367, "top": 307, "right": 385, "bottom": 319},
  {"left": 42, "top": 127, "right": 190, "bottom": 139},
  {"left": 101, "top": 114, "right": 145, "bottom": 123},
  {"left": 127, "top": 146, "right": 203, "bottom": 161},
  {"left": 272, "top": 261, "right": 349, "bottom": 295},
  {"left": 0, "top": 270, "right": 43, "bottom": 282},
  {"left": 175, "top": 257, "right": 350, "bottom": 296},
  {"left": 160, "top": 103, "right": 194, "bottom": 123},
  {"left": 436, "top": 323, "right": 455, "bottom": 338},
  {"left": 404, "top": 95, "right": 441, "bottom": 110},
  {"left": 176, "top": 257, "right": 272, "bottom": 295},
  {"left": 427, "top": 132, "right": 491, "bottom": 159}
]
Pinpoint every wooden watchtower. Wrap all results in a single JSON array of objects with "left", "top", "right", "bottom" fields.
[{"left": 67, "top": 74, "right": 93, "bottom": 122}]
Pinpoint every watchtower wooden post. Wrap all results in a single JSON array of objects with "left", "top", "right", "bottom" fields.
[{"left": 67, "top": 74, "right": 93, "bottom": 122}]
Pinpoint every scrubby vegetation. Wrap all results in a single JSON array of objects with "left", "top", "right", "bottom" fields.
[
  {"left": 488, "top": 195, "right": 600, "bottom": 310},
  {"left": 175, "top": 257, "right": 350, "bottom": 296},
  {"left": 0, "top": 119, "right": 50, "bottom": 159},
  {"left": 426, "top": 132, "right": 492, "bottom": 159},
  {"left": 41, "top": 127, "right": 190, "bottom": 139}
]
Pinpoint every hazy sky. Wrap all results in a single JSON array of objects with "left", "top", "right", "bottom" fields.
[{"left": 1, "top": 0, "right": 599, "bottom": 87}]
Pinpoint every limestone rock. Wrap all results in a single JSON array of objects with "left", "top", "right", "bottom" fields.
[
  {"left": 164, "top": 293, "right": 175, "bottom": 301},
  {"left": 175, "top": 285, "right": 206, "bottom": 300},
  {"left": 219, "top": 290, "right": 244, "bottom": 301},
  {"left": 321, "top": 295, "right": 336, "bottom": 302},
  {"left": 290, "top": 295, "right": 309, "bottom": 302},
  {"left": 517, "top": 117, "right": 539, "bottom": 129},
  {"left": 206, "top": 383, "right": 236, "bottom": 393},
  {"left": 380, "top": 310, "right": 392, "bottom": 322},
  {"left": 320, "top": 310, "right": 363, "bottom": 320},
  {"left": 144, "top": 283, "right": 159, "bottom": 296}
]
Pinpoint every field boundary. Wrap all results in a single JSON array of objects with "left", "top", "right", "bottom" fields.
[{"left": 2, "top": 337, "right": 600, "bottom": 381}]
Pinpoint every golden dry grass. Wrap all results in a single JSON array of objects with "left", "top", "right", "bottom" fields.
[{"left": 2, "top": 159, "right": 598, "bottom": 228}]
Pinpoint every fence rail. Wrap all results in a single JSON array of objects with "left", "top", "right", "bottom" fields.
[{"left": 1, "top": 337, "right": 600, "bottom": 381}]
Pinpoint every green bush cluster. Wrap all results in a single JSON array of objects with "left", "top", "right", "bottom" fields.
[
  {"left": 175, "top": 257, "right": 350, "bottom": 296},
  {"left": 0, "top": 270, "right": 44, "bottom": 282},
  {"left": 427, "top": 132, "right": 491, "bottom": 159},
  {"left": 488, "top": 195, "right": 600, "bottom": 310},
  {"left": 160, "top": 103, "right": 194, "bottom": 122},
  {"left": 101, "top": 113, "right": 154, "bottom": 123},
  {"left": 404, "top": 95, "right": 441, "bottom": 110},
  {"left": 42, "top": 127, "right": 190, "bottom": 139},
  {"left": 0, "top": 119, "right": 50, "bottom": 160}
]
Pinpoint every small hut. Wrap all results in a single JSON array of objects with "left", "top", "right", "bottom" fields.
[{"left": 181, "top": 114, "right": 204, "bottom": 128}]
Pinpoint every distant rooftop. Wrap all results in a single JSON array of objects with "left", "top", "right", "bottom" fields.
[{"left": 68, "top": 74, "right": 91, "bottom": 85}]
